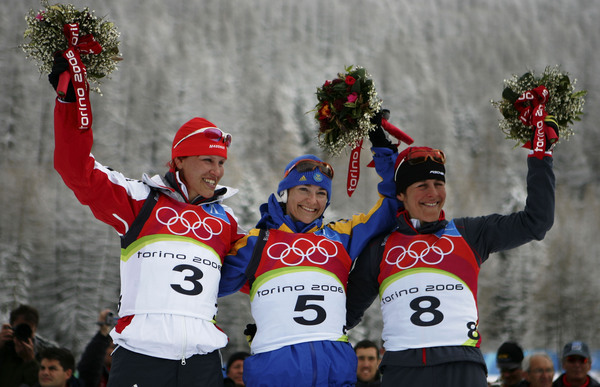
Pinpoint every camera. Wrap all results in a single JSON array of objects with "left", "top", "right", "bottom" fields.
[
  {"left": 11, "top": 323, "right": 33, "bottom": 342},
  {"left": 96, "top": 311, "right": 118, "bottom": 327}
]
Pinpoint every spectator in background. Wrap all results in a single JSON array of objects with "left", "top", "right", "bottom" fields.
[
  {"left": 9, "top": 304, "right": 56, "bottom": 356},
  {"left": 522, "top": 352, "right": 554, "bottom": 387},
  {"left": 496, "top": 341, "right": 526, "bottom": 387},
  {"left": 553, "top": 341, "right": 600, "bottom": 387},
  {"left": 224, "top": 351, "right": 250, "bottom": 387},
  {"left": 0, "top": 304, "right": 56, "bottom": 387},
  {"left": 77, "top": 309, "right": 116, "bottom": 387},
  {"left": 355, "top": 340, "right": 382, "bottom": 387},
  {"left": 35, "top": 347, "right": 81, "bottom": 387}
]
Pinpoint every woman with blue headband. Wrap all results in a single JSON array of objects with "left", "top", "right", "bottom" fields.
[{"left": 220, "top": 128, "right": 400, "bottom": 387}]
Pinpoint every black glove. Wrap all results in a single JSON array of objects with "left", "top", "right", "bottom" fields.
[
  {"left": 528, "top": 115, "right": 559, "bottom": 153},
  {"left": 369, "top": 109, "right": 395, "bottom": 150},
  {"left": 48, "top": 53, "right": 75, "bottom": 102},
  {"left": 544, "top": 115, "right": 559, "bottom": 149},
  {"left": 244, "top": 323, "right": 257, "bottom": 345}
]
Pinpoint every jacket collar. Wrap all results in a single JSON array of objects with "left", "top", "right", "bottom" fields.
[
  {"left": 142, "top": 172, "right": 238, "bottom": 205},
  {"left": 395, "top": 208, "right": 448, "bottom": 234},
  {"left": 256, "top": 193, "right": 323, "bottom": 233}
]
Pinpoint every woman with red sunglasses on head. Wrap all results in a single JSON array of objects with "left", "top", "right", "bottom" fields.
[
  {"left": 346, "top": 123, "right": 557, "bottom": 387},
  {"left": 219, "top": 130, "right": 400, "bottom": 387},
  {"left": 49, "top": 58, "right": 245, "bottom": 387}
]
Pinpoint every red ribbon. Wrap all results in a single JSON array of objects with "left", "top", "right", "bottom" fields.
[
  {"left": 347, "top": 139, "right": 362, "bottom": 197},
  {"left": 347, "top": 119, "right": 414, "bottom": 197},
  {"left": 58, "top": 23, "right": 103, "bottom": 130},
  {"left": 381, "top": 118, "right": 414, "bottom": 146},
  {"left": 514, "top": 85, "right": 558, "bottom": 159}
]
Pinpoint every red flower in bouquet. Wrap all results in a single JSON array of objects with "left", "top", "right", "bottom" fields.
[{"left": 318, "top": 103, "right": 331, "bottom": 121}]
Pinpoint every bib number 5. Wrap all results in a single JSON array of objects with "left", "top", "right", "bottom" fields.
[{"left": 293, "top": 295, "right": 326, "bottom": 326}]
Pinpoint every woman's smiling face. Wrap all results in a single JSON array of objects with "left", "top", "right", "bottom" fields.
[
  {"left": 286, "top": 184, "right": 328, "bottom": 224},
  {"left": 397, "top": 179, "right": 446, "bottom": 223}
]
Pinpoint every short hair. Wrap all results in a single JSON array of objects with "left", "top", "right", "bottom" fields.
[
  {"left": 9, "top": 304, "right": 39, "bottom": 327},
  {"left": 40, "top": 347, "right": 75, "bottom": 372},
  {"left": 522, "top": 352, "right": 553, "bottom": 372},
  {"left": 226, "top": 351, "right": 250, "bottom": 371},
  {"left": 354, "top": 340, "right": 380, "bottom": 359}
]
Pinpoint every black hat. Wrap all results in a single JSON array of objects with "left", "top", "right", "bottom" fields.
[
  {"left": 496, "top": 341, "right": 524, "bottom": 369},
  {"left": 394, "top": 147, "right": 445, "bottom": 194},
  {"left": 562, "top": 341, "right": 590, "bottom": 359}
]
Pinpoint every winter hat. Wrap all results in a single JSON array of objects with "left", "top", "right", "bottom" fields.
[
  {"left": 171, "top": 117, "right": 229, "bottom": 160},
  {"left": 496, "top": 341, "right": 524, "bottom": 370},
  {"left": 394, "top": 146, "right": 445, "bottom": 194},
  {"left": 562, "top": 341, "right": 590, "bottom": 360},
  {"left": 277, "top": 155, "right": 333, "bottom": 200}
]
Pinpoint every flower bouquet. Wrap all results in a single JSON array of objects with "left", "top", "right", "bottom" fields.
[
  {"left": 313, "top": 65, "right": 383, "bottom": 157},
  {"left": 491, "top": 65, "right": 586, "bottom": 147},
  {"left": 22, "top": 0, "right": 122, "bottom": 94},
  {"left": 312, "top": 66, "right": 413, "bottom": 196}
]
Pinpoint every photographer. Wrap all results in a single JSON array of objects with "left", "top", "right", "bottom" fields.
[
  {"left": 77, "top": 309, "right": 116, "bottom": 387},
  {"left": 0, "top": 305, "right": 42, "bottom": 387}
]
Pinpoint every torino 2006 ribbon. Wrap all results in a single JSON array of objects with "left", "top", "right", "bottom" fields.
[
  {"left": 514, "top": 85, "right": 559, "bottom": 159},
  {"left": 58, "top": 23, "right": 103, "bottom": 130},
  {"left": 347, "top": 118, "right": 414, "bottom": 197}
]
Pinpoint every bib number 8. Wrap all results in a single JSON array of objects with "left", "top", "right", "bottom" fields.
[{"left": 409, "top": 296, "right": 444, "bottom": 326}]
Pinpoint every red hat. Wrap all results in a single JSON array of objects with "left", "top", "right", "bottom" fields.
[{"left": 171, "top": 118, "right": 230, "bottom": 160}]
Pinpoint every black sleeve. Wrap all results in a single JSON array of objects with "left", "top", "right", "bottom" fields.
[
  {"left": 77, "top": 332, "right": 111, "bottom": 387},
  {"left": 346, "top": 235, "right": 386, "bottom": 330},
  {"left": 454, "top": 156, "right": 555, "bottom": 263}
]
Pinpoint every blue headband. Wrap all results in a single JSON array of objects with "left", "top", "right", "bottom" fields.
[{"left": 277, "top": 155, "right": 333, "bottom": 200}]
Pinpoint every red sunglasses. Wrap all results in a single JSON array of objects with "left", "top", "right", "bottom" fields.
[
  {"left": 173, "top": 127, "right": 232, "bottom": 149},
  {"left": 284, "top": 159, "right": 334, "bottom": 179},
  {"left": 403, "top": 148, "right": 446, "bottom": 165},
  {"left": 202, "top": 128, "right": 232, "bottom": 147}
]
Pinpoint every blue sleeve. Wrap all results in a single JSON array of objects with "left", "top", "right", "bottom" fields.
[
  {"left": 329, "top": 147, "right": 399, "bottom": 260},
  {"left": 371, "top": 146, "right": 398, "bottom": 198},
  {"left": 218, "top": 229, "right": 261, "bottom": 297}
]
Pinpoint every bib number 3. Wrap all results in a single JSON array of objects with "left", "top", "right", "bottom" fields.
[{"left": 170, "top": 264, "right": 203, "bottom": 296}]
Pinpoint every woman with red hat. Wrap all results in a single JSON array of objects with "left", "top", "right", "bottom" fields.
[
  {"left": 218, "top": 127, "right": 401, "bottom": 387},
  {"left": 346, "top": 132, "right": 557, "bottom": 386},
  {"left": 49, "top": 60, "right": 246, "bottom": 386}
]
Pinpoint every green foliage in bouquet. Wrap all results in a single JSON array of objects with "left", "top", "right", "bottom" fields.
[
  {"left": 491, "top": 65, "right": 586, "bottom": 146},
  {"left": 22, "top": 0, "right": 121, "bottom": 93},
  {"left": 313, "top": 65, "right": 382, "bottom": 156}
]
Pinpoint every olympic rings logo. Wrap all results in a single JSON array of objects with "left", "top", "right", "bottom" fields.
[
  {"left": 385, "top": 236, "right": 454, "bottom": 270},
  {"left": 155, "top": 207, "right": 223, "bottom": 240},
  {"left": 267, "top": 238, "right": 338, "bottom": 266}
]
